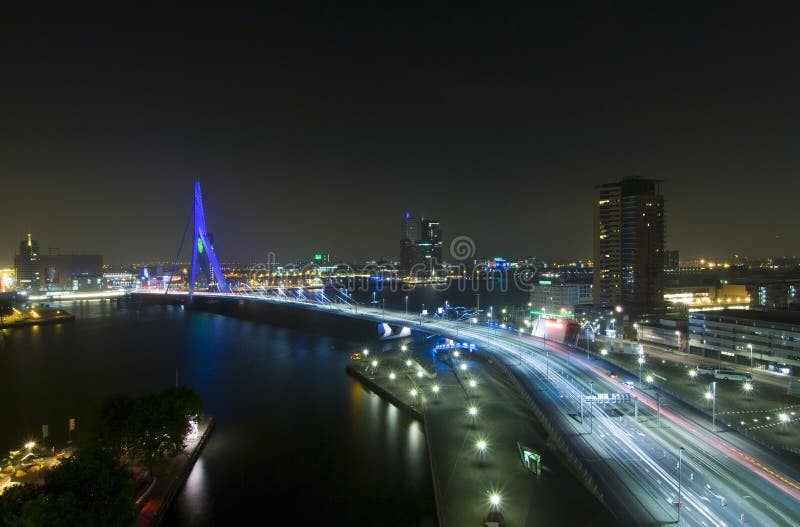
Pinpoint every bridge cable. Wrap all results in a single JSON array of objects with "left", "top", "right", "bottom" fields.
[{"left": 165, "top": 209, "right": 192, "bottom": 295}]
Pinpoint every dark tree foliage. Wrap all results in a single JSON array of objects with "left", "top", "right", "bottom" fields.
[
  {"left": 97, "top": 387, "right": 203, "bottom": 469},
  {"left": 0, "top": 448, "right": 134, "bottom": 527}
]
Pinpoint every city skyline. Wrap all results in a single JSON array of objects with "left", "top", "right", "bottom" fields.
[{"left": 3, "top": 7, "right": 800, "bottom": 264}]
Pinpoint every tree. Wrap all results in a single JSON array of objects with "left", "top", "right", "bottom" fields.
[
  {"left": 96, "top": 387, "right": 203, "bottom": 470},
  {"left": 0, "top": 449, "right": 134, "bottom": 527}
]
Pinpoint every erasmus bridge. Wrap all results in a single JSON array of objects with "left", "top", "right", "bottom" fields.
[{"left": 136, "top": 182, "right": 800, "bottom": 526}]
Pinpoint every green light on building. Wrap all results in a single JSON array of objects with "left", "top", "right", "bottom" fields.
[
  {"left": 315, "top": 253, "right": 323, "bottom": 261},
  {"left": 197, "top": 237, "right": 204, "bottom": 254}
]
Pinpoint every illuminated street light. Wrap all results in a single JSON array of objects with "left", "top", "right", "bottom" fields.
[
  {"left": 469, "top": 379, "right": 477, "bottom": 388},
  {"left": 489, "top": 492, "right": 501, "bottom": 508},
  {"left": 779, "top": 413, "right": 790, "bottom": 423},
  {"left": 401, "top": 345, "right": 408, "bottom": 352},
  {"left": 468, "top": 405, "right": 478, "bottom": 417},
  {"left": 476, "top": 439, "right": 488, "bottom": 453},
  {"left": 389, "top": 372, "right": 396, "bottom": 381},
  {"left": 453, "top": 350, "right": 460, "bottom": 358},
  {"left": 637, "top": 356, "right": 645, "bottom": 383},
  {"left": 689, "top": 369, "right": 697, "bottom": 379},
  {"left": 743, "top": 382, "right": 753, "bottom": 393},
  {"left": 600, "top": 348, "right": 608, "bottom": 356},
  {"left": 363, "top": 349, "right": 369, "bottom": 357},
  {"left": 645, "top": 374, "right": 654, "bottom": 384},
  {"left": 24, "top": 442, "right": 35, "bottom": 450},
  {"left": 417, "top": 370, "right": 424, "bottom": 378},
  {"left": 706, "top": 381, "right": 717, "bottom": 432},
  {"left": 410, "top": 389, "right": 418, "bottom": 398},
  {"left": 460, "top": 363, "right": 467, "bottom": 371},
  {"left": 432, "top": 384, "right": 440, "bottom": 394},
  {"left": 405, "top": 359, "right": 412, "bottom": 367}
]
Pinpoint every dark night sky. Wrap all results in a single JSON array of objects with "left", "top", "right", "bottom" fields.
[{"left": 2, "top": 6, "right": 799, "bottom": 266}]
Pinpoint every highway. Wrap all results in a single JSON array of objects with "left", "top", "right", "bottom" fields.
[
  {"left": 140, "top": 290, "right": 800, "bottom": 525},
  {"left": 331, "top": 300, "right": 800, "bottom": 525}
]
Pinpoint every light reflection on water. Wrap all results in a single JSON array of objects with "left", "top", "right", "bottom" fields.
[
  {"left": 0, "top": 299, "right": 436, "bottom": 526},
  {"left": 177, "top": 458, "right": 210, "bottom": 525}
]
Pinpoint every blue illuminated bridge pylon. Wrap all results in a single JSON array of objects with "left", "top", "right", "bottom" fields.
[{"left": 189, "top": 181, "right": 230, "bottom": 296}]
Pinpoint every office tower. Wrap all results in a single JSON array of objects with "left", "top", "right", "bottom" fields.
[
  {"left": 14, "top": 233, "right": 42, "bottom": 290},
  {"left": 593, "top": 178, "right": 665, "bottom": 312},
  {"left": 399, "top": 212, "right": 420, "bottom": 274},
  {"left": 418, "top": 218, "right": 443, "bottom": 276}
]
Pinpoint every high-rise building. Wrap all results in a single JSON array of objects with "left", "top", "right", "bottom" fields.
[
  {"left": 399, "top": 212, "right": 420, "bottom": 274},
  {"left": 417, "top": 218, "right": 443, "bottom": 275},
  {"left": 14, "top": 234, "right": 41, "bottom": 290},
  {"left": 593, "top": 178, "right": 665, "bottom": 313}
]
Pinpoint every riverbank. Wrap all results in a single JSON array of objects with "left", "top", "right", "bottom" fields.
[
  {"left": 0, "top": 307, "right": 74, "bottom": 329},
  {"left": 136, "top": 416, "right": 215, "bottom": 527},
  {"left": 347, "top": 346, "right": 613, "bottom": 527}
]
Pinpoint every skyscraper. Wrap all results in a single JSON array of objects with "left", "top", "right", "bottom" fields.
[
  {"left": 418, "top": 218, "right": 443, "bottom": 276},
  {"left": 593, "top": 178, "right": 665, "bottom": 313},
  {"left": 399, "top": 212, "right": 420, "bottom": 274},
  {"left": 14, "top": 233, "right": 41, "bottom": 290}
]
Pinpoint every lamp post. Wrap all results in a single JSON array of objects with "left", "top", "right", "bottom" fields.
[
  {"left": 712, "top": 381, "right": 716, "bottom": 432},
  {"left": 747, "top": 343, "right": 753, "bottom": 368},
  {"left": 527, "top": 302, "right": 532, "bottom": 332},
  {"left": 638, "top": 356, "right": 645, "bottom": 383},
  {"left": 705, "top": 381, "right": 717, "bottom": 432},
  {"left": 405, "top": 295, "right": 408, "bottom": 315},
  {"left": 677, "top": 447, "right": 685, "bottom": 523},
  {"left": 546, "top": 349, "right": 550, "bottom": 381},
  {"left": 589, "top": 381, "right": 594, "bottom": 434}
]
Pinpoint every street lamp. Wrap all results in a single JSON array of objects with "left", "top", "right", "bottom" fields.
[
  {"left": 747, "top": 343, "right": 753, "bottom": 368},
  {"left": 488, "top": 492, "right": 501, "bottom": 509},
  {"left": 468, "top": 405, "right": 478, "bottom": 418},
  {"left": 638, "top": 356, "right": 645, "bottom": 383},
  {"left": 688, "top": 369, "right": 697, "bottom": 379},
  {"left": 405, "top": 295, "right": 409, "bottom": 315},
  {"left": 677, "top": 447, "right": 685, "bottom": 523},
  {"left": 469, "top": 378, "right": 477, "bottom": 388},
  {"left": 432, "top": 384, "right": 440, "bottom": 394},
  {"left": 705, "top": 381, "right": 717, "bottom": 432},
  {"left": 527, "top": 302, "right": 532, "bottom": 329},
  {"left": 476, "top": 438, "right": 488, "bottom": 455},
  {"left": 460, "top": 363, "right": 467, "bottom": 371}
]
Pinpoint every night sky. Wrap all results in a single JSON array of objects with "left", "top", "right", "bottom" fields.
[{"left": 2, "top": 6, "right": 799, "bottom": 266}]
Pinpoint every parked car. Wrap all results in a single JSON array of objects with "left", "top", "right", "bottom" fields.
[{"left": 623, "top": 380, "right": 635, "bottom": 389}]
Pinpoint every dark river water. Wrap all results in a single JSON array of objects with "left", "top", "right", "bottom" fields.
[{"left": 0, "top": 299, "right": 437, "bottom": 526}]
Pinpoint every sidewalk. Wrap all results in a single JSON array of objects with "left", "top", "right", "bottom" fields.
[
  {"left": 136, "top": 416, "right": 215, "bottom": 527},
  {"left": 349, "top": 347, "right": 612, "bottom": 526}
]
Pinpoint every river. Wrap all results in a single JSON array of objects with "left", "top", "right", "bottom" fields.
[{"left": 0, "top": 298, "right": 436, "bottom": 526}]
